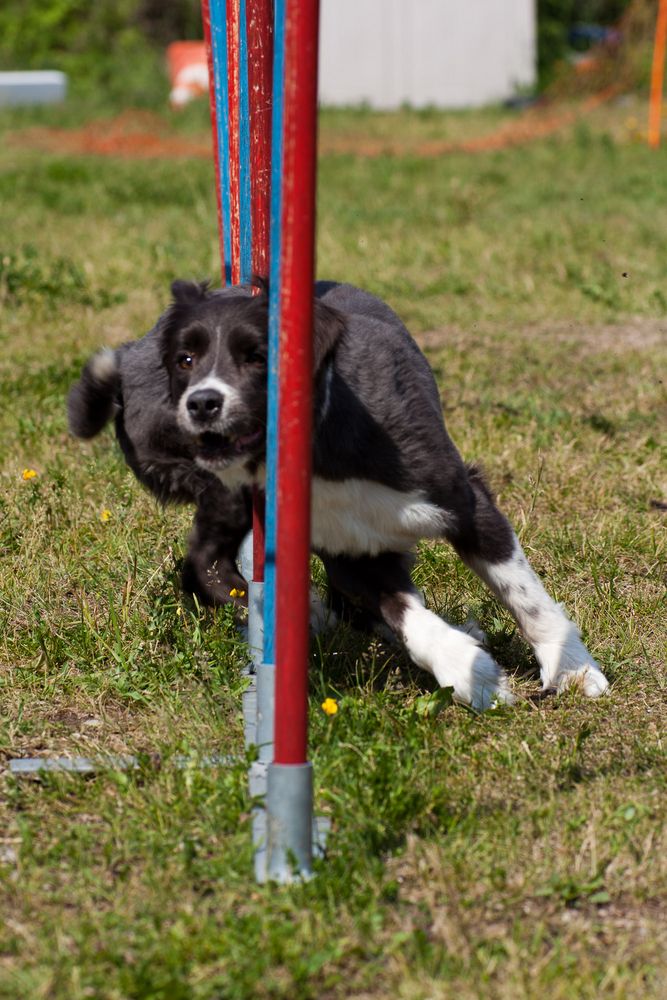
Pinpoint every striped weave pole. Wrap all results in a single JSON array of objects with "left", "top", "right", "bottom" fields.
[
  {"left": 204, "top": 2, "right": 268, "bottom": 287},
  {"left": 246, "top": 0, "right": 273, "bottom": 582},
  {"left": 203, "top": 0, "right": 320, "bottom": 879},
  {"left": 204, "top": 0, "right": 271, "bottom": 596},
  {"left": 205, "top": 0, "right": 233, "bottom": 282},
  {"left": 264, "top": 0, "right": 321, "bottom": 880}
]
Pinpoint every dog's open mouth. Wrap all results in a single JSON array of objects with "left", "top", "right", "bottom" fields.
[{"left": 196, "top": 427, "right": 264, "bottom": 467}]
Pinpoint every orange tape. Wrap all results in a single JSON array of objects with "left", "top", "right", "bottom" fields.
[{"left": 649, "top": 0, "right": 667, "bottom": 147}]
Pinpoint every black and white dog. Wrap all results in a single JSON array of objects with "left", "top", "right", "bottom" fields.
[
  {"left": 68, "top": 315, "right": 252, "bottom": 606},
  {"left": 153, "top": 277, "right": 608, "bottom": 710}
]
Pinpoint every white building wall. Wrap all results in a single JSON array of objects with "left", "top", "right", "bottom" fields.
[{"left": 319, "top": 0, "right": 536, "bottom": 109}]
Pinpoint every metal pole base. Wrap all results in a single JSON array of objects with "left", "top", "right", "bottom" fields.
[
  {"left": 263, "top": 761, "right": 313, "bottom": 883},
  {"left": 255, "top": 661, "right": 275, "bottom": 763},
  {"left": 247, "top": 580, "right": 264, "bottom": 670}
]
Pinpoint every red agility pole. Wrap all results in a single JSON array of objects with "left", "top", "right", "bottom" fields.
[
  {"left": 262, "top": 0, "right": 321, "bottom": 880},
  {"left": 247, "top": 0, "right": 273, "bottom": 584},
  {"left": 247, "top": 0, "right": 274, "bottom": 280},
  {"left": 272, "top": 1, "right": 320, "bottom": 767}
]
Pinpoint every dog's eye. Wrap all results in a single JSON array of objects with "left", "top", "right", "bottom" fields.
[
  {"left": 244, "top": 349, "right": 266, "bottom": 367},
  {"left": 177, "top": 354, "right": 194, "bottom": 370}
]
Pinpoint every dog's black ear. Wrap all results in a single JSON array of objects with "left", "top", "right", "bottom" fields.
[
  {"left": 250, "top": 274, "right": 269, "bottom": 297},
  {"left": 313, "top": 299, "right": 345, "bottom": 372},
  {"left": 246, "top": 279, "right": 343, "bottom": 371},
  {"left": 171, "top": 279, "right": 210, "bottom": 305}
]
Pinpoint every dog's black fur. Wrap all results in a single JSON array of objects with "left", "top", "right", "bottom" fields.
[
  {"left": 160, "top": 279, "right": 515, "bottom": 561},
  {"left": 69, "top": 279, "right": 608, "bottom": 709}
]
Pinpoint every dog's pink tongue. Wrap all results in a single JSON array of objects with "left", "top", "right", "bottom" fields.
[{"left": 234, "top": 428, "right": 262, "bottom": 453}]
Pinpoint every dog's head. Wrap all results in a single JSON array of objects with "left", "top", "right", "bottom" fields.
[{"left": 160, "top": 278, "right": 344, "bottom": 477}]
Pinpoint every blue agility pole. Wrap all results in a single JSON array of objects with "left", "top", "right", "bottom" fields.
[{"left": 205, "top": 0, "right": 233, "bottom": 283}]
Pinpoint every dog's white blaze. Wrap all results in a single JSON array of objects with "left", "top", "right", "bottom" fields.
[
  {"left": 400, "top": 593, "right": 513, "bottom": 711},
  {"left": 468, "top": 536, "right": 609, "bottom": 697},
  {"left": 178, "top": 375, "right": 243, "bottom": 434},
  {"left": 310, "top": 478, "right": 449, "bottom": 556}
]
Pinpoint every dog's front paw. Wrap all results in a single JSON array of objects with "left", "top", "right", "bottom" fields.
[
  {"left": 450, "top": 646, "right": 515, "bottom": 712},
  {"left": 181, "top": 557, "right": 248, "bottom": 608},
  {"left": 544, "top": 656, "right": 610, "bottom": 698},
  {"left": 401, "top": 604, "right": 514, "bottom": 712},
  {"left": 429, "top": 635, "right": 514, "bottom": 711},
  {"left": 535, "top": 626, "right": 609, "bottom": 698},
  {"left": 557, "top": 663, "right": 609, "bottom": 698}
]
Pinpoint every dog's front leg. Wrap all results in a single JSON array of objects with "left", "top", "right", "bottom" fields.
[
  {"left": 182, "top": 487, "right": 252, "bottom": 607},
  {"left": 321, "top": 551, "right": 514, "bottom": 712}
]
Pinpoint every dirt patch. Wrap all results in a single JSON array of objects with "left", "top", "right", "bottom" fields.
[
  {"left": 320, "top": 87, "right": 620, "bottom": 158},
  {"left": 7, "top": 89, "right": 619, "bottom": 162},
  {"left": 7, "top": 109, "right": 212, "bottom": 161},
  {"left": 2, "top": 692, "right": 153, "bottom": 760}
]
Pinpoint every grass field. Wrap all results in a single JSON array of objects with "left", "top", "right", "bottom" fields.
[{"left": 0, "top": 94, "right": 665, "bottom": 999}]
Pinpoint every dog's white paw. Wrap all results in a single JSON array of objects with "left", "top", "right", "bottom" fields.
[
  {"left": 550, "top": 659, "right": 610, "bottom": 698},
  {"left": 536, "top": 626, "right": 609, "bottom": 698},
  {"left": 431, "top": 644, "right": 514, "bottom": 712},
  {"left": 401, "top": 599, "right": 513, "bottom": 712}
]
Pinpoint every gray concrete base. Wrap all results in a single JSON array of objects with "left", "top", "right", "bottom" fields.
[
  {"left": 247, "top": 580, "right": 264, "bottom": 669},
  {"left": 255, "top": 661, "right": 275, "bottom": 763},
  {"left": 251, "top": 761, "right": 329, "bottom": 883}
]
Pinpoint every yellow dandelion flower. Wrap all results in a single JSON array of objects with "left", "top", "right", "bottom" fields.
[
  {"left": 22, "top": 468, "right": 38, "bottom": 480},
  {"left": 99, "top": 509, "right": 112, "bottom": 522},
  {"left": 229, "top": 587, "right": 246, "bottom": 599},
  {"left": 321, "top": 697, "right": 338, "bottom": 716}
]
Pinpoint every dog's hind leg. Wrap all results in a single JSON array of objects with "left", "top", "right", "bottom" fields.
[
  {"left": 450, "top": 466, "right": 609, "bottom": 697},
  {"left": 321, "top": 551, "right": 514, "bottom": 711}
]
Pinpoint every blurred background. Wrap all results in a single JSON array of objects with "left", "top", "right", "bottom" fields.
[{"left": 0, "top": 0, "right": 658, "bottom": 111}]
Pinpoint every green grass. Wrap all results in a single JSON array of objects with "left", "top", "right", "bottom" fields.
[{"left": 0, "top": 97, "right": 665, "bottom": 999}]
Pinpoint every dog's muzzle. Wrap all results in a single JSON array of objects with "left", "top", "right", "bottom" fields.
[{"left": 186, "top": 387, "right": 223, "bottom": 425}]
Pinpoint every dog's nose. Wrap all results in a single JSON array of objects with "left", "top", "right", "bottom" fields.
[{"left": 186, "top": 388, "right": 223, "bottom": 423}]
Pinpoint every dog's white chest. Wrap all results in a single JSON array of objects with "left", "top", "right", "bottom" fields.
[{"left": 311, "top": 477, "right": 446, "bottom": 556}]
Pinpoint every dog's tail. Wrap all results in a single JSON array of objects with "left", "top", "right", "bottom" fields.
[{"left": 67, "top": 348, "right": 121, "bottom": 439}]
